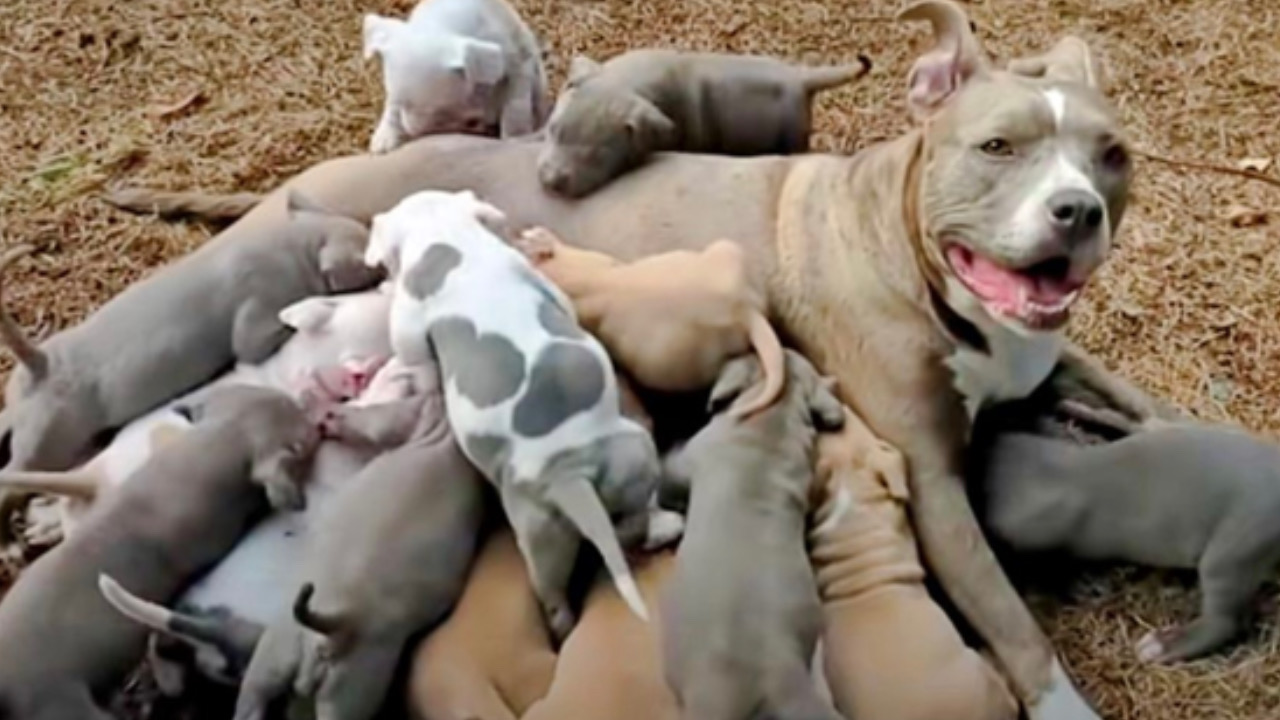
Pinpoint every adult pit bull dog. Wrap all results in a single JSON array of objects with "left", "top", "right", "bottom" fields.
[
  {"left": 0, "top": 191, "right": 378, "bottom": 540},
  {"left": 0, "top": 386, "right": 318, "bottom": 720},
  {"left": 234, "top": 359, "right": 485, "bottom": 720},
  {"left": 514, "top": 227, "right": 785, "bottom": 417},
  {"left": 662, "top": 351, "right": 845, "bottom": 720},
  {"left": 811, "top": 406, "right": 1017, "bottom": 720},
  {"left": 407, "top": 527, "right": 558, "bottom": 720},
  {"left": 103, "top": 2, "right": 1178, "bottom": 713},
  {"left": 364, "top": 0, "right": 548, "bottom": 151},
  {"left": 536, "top": 49, "right": 872, "bottom": 198},
  {"left": 367, "top": 189, "right": 681, "bottom": 640},
  {"left": 971, "top": 401, "right": 1280, "bottom": 664}
]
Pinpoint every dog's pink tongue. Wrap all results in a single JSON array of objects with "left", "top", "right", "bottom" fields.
[{"left": 949, "top": 247, "right": 1031, "bottom": 310}]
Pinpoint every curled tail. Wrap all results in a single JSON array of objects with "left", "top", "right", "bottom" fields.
[
  {"left": 102, "top": 188, "right": 263, "bottom": 223},
  {"left": 0, "top": 469, "right": 101, "bottom": 499},
  {"left": 728, "top": 312, "right": 787, "bottom": 420},
  {"left": 544, "top": 477, "right": 648, "bottom": 622},
  {"left": 292, "top": 582, "right": 354, "bottom": 658},
  {"left": 800, "top": 55, "right": 873, "bottom": 94}
]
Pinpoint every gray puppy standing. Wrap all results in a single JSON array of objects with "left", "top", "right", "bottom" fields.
[
  {"left": 0, "top": 190, "right": 377, "bottom": 505},
  {"left": 536, "top": 49, "right": 871, "bottom": 198},
  {"left": 662, "top": 350, "right": 845, "bottom": 720},
  {"left": 234, "top": 365, "right": 487, "bottom": 720},
  {"left": 0, "top": 386, "right": 318, "bottom": 720},
  {"left": 971, "top": 401, "right": 1280, "bottom": 663}
]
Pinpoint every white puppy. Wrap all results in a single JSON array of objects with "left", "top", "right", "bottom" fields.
[
  {"left": 363, "top": 0, "right": 549, "bottom": 152},
  {"left": 365, "top": 190, "right": 680, "bottom": 640}
]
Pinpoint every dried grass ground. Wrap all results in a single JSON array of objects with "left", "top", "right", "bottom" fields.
[{"left": 1, "top": 0, "right": 1278, "bottom": 718}]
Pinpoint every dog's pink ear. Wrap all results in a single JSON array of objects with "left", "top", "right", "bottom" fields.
[
  {"left": 362, "top": 14, "right": 402, "bottom": 61},
  {"left": 898, "top": 0, "right": 989, "bottom": 121}
]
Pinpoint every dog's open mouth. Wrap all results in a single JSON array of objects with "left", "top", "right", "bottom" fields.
[{"left": 945, "top": 245, "right": 1083, "bottom": 330}]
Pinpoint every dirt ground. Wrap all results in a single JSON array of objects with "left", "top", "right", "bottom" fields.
[{"left": 1, "top": 0, "right": 1279, "bottom": 718}]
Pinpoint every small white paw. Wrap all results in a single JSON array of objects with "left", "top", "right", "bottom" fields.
[
  {"left": 369, "top": 123, "right": 402, "bottom": 154},
  {"left": 1135, "top": 630, "right": 1166, "bottom": 663},
  {"left": 23, "top": 499, "right": 65, "bottom": 547},
  {"left": 643, "top": 509, "right": 685, "bottom": 550}
]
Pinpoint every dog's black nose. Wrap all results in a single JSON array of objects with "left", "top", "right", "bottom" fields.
[{"left": 1047, "top": 189, "right": 1105, "bottom": 234}]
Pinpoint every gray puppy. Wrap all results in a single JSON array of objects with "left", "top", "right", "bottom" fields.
[
  {"left": 536, "top": 49, "right": 871, "bottom": 198},
  {"left": 234, "top": 373, "right": 487, "bottom": 720},
  {"left": 972, "top": 401, "right": 1280, "bottom": 663},
  {"left": 0, "top": 190, "right": 377, "bottom": 530},
  {"left": 662, "top": 350, "right": 845, "bottom": 720},
  {"left": 0, "top": 385, "right": 318, "bottom": 720}
]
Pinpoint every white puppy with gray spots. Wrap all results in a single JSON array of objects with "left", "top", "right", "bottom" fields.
[
  {"left": 363, "top": 0, "right": 549, "bottom": 153},
  {"left": 365, "top": 189, "right": 680, "bottom": 640}
]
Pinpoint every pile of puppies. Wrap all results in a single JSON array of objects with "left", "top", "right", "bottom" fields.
[{"left": 3, "top": 0, "right": 1280, "bottom": 719}]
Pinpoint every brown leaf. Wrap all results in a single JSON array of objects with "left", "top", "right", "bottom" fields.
[
  {"left": 147, "top": 90, "right": 205, "bottom": 119},
  {"left": 1224, "top": 205, "right": 1269, "bottom": 228},
  {"left": 1237, "top": 157, "right": 1273, "bottom": 173}
]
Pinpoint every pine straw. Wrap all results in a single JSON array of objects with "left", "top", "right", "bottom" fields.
[{"left": 1, "top": 0, "right": 1279, "bottom": 718}]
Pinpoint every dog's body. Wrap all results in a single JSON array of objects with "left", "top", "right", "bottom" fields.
[
  {"left": 364, "top": 0, "right": 547, "bottom": 152},
  {"left": 515, "top": 229, "right": 785, "bottom": 416},
  {"left": 662, "top": 351, "right": 845, "bottom": 720},
  {"left": 103, "top": 3, "right": 1180, "bottom": 713},
  {"left": 0, "top": 387, "right": 317, "bottom": 720},
  {"left": 811, "top": 406, "right": 1017, "bottom": 720},
  {"left": 235, "top": 360, "right": 486, "bottom": 720},
  {"left": 972, "top": 411, "right": 1280, "bottom": 664},
  {"left": 523, "top": 550, "right": 680, "bottom": 720},
  {"left": 407, "top": 527, "right": 557, "bottom": 720},
  {"left": 536, "top": 49, "right": 871, "bottom": 197},
  {"left": 367, "top": 190, "right": 673, "bottom": 639}
]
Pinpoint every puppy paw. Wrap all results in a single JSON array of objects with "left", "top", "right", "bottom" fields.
[
  {"left": 514, "top": 227, "right": 558, "bottom": 262},
  {"left": 643, "top": 509, "right": 685, "bottom": 550},
  {"left": 1135, "top": 631, "right": 1168, "bottom": 663},
  {"left": 23, "top": 498, "right": 64, "bottom": 547},
  {"left": 369, "top": 123, "right": 403, "bottom": 154}
]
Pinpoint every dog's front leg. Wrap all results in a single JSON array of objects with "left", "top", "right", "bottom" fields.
[{"left": 1053, "top": 343, "right": 1185, "bottom": 426}]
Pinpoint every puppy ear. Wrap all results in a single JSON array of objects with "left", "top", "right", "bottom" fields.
[
  {"left": 172, "top": 401, "right": 204, "bottom": 424},
  {"left": 362, "top": 14, "right": 402, "bottom": 61},
  {"left": 450, "top": 38, "right": 506, "bottom": 87},
  {"left": 625, "top": 98, "right": 677, "bottom": 150},
  {"left": 897, "top": 0, "right": 989, "bottom": 121},
  {"left": 1007, "top": 36, "right": 1103, "bottom": 91},
  {"left": 707, "top": 357, "right": 761, "bottom": 415},
  {"left": 567, "top": 55, "right": 603, "bottom": 85},
  {"left": 808, "top": 377, "right": 847, "bottom": 432},
  {"left": 279, "top": 297, "right": 339, "bottom": 333},
  {"left": 472, "top": 198, "right": 513, "bottom": 242},
  {"left": 286, "top": 190, "right": 338, "bottom": 220},
  {"left": 364, "top": 214, "right": 400, "bottom": 274}
]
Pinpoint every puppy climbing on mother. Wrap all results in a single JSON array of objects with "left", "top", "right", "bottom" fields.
[{"left": 367, "top": 189, "right": 679, "bottom": 640}]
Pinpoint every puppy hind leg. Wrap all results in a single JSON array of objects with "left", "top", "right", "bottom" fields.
[
  {"left": 233, "top": 297, "right": 292, "bottom": 365},
  {"left": 502, "top": 484, "right": 581, "bottom": 644}
]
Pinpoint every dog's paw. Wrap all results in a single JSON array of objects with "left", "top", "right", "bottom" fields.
[
  {"left": 514, "top": 227, "right": 558, "bottom": 262},
  {"left": 369, "top": 123, "right": 403, "bottom": 155},
  {"left": 643, "top": 509, "right": 685, "bottom": 550},
  {"left": 23, "top": 498, "right": 64, "bottom": 548},
  {"left": 1135, "top": 631, "right": 1167, "bottom": 663}
]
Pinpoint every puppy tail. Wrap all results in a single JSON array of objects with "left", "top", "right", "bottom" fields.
[
  {"left": 545, "top": 477, "right": 649, "bottom": 622},
  {"left": 101, "top": 187, "right": 263, "bottom": 224},
  {"left": 0, "top": 469, "right": 101, "bottom": 499},
  {"left": 293, "top": 582, "right": 355, "bottom": 658},
  {"left": 800, "top": 55, "right": 873, "bottom": 93},
  {"left": 728, "top": 312, "right": 787, "bottom": 420},
  {"left": 99, "top": 573, "right": 259, "bottom": 654},
  {"left": 0, "top": 245, "right": 49, "bottom": 381}
]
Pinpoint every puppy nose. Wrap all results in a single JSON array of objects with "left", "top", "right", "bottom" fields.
[{"left": 1046, "top": 189, "right": 1105, "bottom": 234}]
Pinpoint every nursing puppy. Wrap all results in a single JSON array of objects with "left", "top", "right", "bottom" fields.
[
  {"left": 523, "top": 549, "right": 680, "bottom": 720},
  {"left": 972, "top": 402, "right": 1280, "bottom": 664},
  {"left": 0, "top": 288, "right": 393, "bottom": 546},
  {"left": 515, "top": 227, "right": 784, "bottom": 417},
  {"left": 364, "top": 0, "right": 548, "bottom": 151},
  {"left": 235, "top": 360, "right": 486, "bottom": 720},
  {"left": 0, "top": 386, "right": 317, "bottom": 720},
  {"left": 537, "top": 49, "right": 871, "bottom": 197},
  {"left": 810, "top": 406, "right": 1017, "bottom": 720},
  {"left": 367, "top": 189, "right": 675, "bottom": 639},
  {"left": 0, "top": 191, "right": 376, "bottom": 540},
  {"left": 407, "top": 527, "right": 557, "bottom": 720},
  {"left": 662, "top": 351, "right": 845, "bottom": 720}
]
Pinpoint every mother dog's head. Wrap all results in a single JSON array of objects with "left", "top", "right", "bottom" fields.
[{"left": 900, "top": 0, "right": 1132, "bottom": 334}]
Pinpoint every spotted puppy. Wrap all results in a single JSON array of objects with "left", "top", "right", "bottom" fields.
[
  {"left": 662, "top": 350, "right": 845, "bottom": 720},
  {"left": 366, "top": 189, "right": 680, "bottom": 640}
]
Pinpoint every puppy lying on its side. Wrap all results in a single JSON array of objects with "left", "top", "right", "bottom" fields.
[
  {"left": 662, "top": 350, "right": 845, "bottom": 720},
  {"left": 536, "top": 49, "right": 871, "bottom": 197},
  {"left": 515, "top": 227, "right": 784, "bottom": 417},
  {"left": 0, "top": 191, "right": 378, "bottom": 542},
  {"left": 0, "top": 386, "right": 317, "bottom": 720},
  {"left": 971, "top": 401, "right": 1280, "bottom": 664},
  {"left": 523, "top": 550, "right": 680, "bottom": 720},
  {"left": 235, "top": 359, "right": 487, "bottom": 720},
  {"left": 367, "top": 189, "right": 680, "bottom": 640},
  {"left": 407, "top": 527, "right": 558, "bottom": 720},
  {"left": 363, "top": 0, "right": 548, "bottom": 151},
  {"left": 809, "top": 406, "right": 1017, "bottom": 720}
]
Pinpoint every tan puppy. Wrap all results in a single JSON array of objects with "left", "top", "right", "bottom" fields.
[
  {"left": 810, "top": 406, "right": 1017, "bottom": 720},
  {"left": 515, "top": 227, "right": 784, "bottom": 417},
  {"left": 406, "top": 527, "right": 557, "bottom": 720},
  {"left": 522, "top": 550, "right": 679, "bottom": 720}
]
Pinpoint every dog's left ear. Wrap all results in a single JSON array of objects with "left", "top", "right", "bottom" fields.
[
  {"left": 897, "top": 0, "right": 990, "bottom": 121},
  {"left": 808, "top": 376, "right": 847, "bottom": 432},
  {"left": 1007, "top": 36, "right": 1102, "bottom": 91},
  {"left": 449, "top": 37, "right": 506, "bottom": 87},
  {"left": 362, "top": 14, "right": 403, "bottom": 61},
  {"left": 286, "top": 190, "right": 337, "bottom": 220},
  {"left": 625, "top": 97, "right": 678, "bottom": 151}
]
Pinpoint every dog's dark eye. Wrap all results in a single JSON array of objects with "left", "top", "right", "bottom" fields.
[
  {"left": 1101, "top": 142, "right": 1129, "bottom": 170},
  {"left": 979, "top": 138, "right": 1014, "bottom": 157}
]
